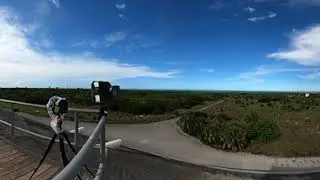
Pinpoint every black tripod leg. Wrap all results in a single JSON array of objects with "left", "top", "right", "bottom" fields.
[
  {"left": 59, "top": 134, "right": 69, "bottom": 166},
  {"left": 59, "top": 134, "right": 83, "bottom": 180},
  {"left": 28, "top": 133, "right": 57, "bottom": 180},
  {"left": 62, "top": 132, "right": 95, "bottom": 177}
]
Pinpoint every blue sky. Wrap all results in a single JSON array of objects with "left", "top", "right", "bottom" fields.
[{"left": 0, "top": 0, "right": 320, "bottom": 91}]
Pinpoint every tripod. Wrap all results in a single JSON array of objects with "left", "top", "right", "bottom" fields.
[{"left": 28, "top": 130, "right": 94, "bottom": 180}]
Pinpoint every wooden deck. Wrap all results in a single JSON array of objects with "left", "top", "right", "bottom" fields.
[{"left": 0, "top": 139, "right": 61, "bottom": 180}]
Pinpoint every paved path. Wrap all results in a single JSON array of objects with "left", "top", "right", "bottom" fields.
[{"left": 14, "top": 110, "right": 320, "bottom": 173}]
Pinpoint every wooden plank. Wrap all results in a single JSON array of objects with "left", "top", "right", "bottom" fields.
[
  {"left": 0, "top": 153, "right": 24, "bottom": 165},
  {"left": 0, "top": 144, "right": 11, "bottom": 151},
  {"left": 0, "top": 145, "right": 15, "bottom": 154},
  {"left": 15, "top": 163, "right": 52, "bottom": 180},
  {"left": 33, "top": 166, "right": 61, "bottom": 180},
  {"left": 1, "top": 159, "right": 38, "bottom": 179},
  {"left": 0, "top": 150, "right": 19, "bottom": 159},
  {"left": 0, "top": 157, "right": 36, "bottom": 176},
  {"left": 0, "top": 155, "right": 29, "bottom": 174}
]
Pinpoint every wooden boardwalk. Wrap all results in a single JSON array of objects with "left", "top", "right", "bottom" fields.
[{"left": 0, "top": 139, "right": 61, "bottom": 180}]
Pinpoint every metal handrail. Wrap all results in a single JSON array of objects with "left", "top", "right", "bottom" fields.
[
  {"left": 53, "top": 116, "right": 106, "bottom": 180},
  {"left": 0, "top": 99, "right": 122, "bottom": 180},
  {"left": 0, "top": 98, "right": 98, "bottom": 149}
]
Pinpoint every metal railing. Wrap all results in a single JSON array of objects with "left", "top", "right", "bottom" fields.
[{"left": 0, "top": 99, "right": 122, "bottom": 180}]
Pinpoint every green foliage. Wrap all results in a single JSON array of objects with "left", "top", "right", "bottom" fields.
[
  {"left": 179, "top": 110, "right": 280, "bottom": 152},
  {"left": 217, "top": 121, "right": 248, "bottom": 151},
  {"left": 216, "top": 113, "right": 232, "bottom": 122},
  {"left": 0, "top": 88, "right": 222, "bottom": 115},
  {"left": 179, "top": 112, "right": 209, "bottom": 137}
]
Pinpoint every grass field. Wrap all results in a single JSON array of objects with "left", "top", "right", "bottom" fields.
[{"left": 184, "top": 93, "right": 320, "bottom": 157}]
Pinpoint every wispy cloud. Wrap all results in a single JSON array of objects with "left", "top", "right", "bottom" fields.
[
  {"left": 298, "top": 71, "right": 320, "bottom": 80},
  {"left": 118, "top": 14, "right": 126, "bottom": 21},
  {"left": 268, "top": 24, "right": 320, "bottom": 66},
  {"left": 200, "top": 68, "right": 214, "bottom": 73},
  {"left": 49, "top": 0, "right": 60, "bottom": 8},
  {"left": 36, "top": 35, "right": 53, "bottom": 48},
  {"left": 234, "top": 65, "right": 318, "bottom": 83},
  {"left": 115, "top": 3, "right": 126, "bottom": 10},
  {"left": 248, "top": 12, "right": 277, "bottom": 22},
  {"left": 0, "top": 7, "right": 176, "bottom": 87},
  {"left": 244, "top": 6, "right": 256, "bottom": 13},
  {"left": 104, "top": 31, "right": 126, "bottom": 47},
  {"left": 115, "top": 3, "right": 127, "bottom": 20}
]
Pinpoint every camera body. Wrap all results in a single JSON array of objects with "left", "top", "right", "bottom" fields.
[{"left": 91, "top": 81, "right": 120, "bottom": 105}]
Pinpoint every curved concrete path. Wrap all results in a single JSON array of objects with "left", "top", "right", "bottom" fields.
[{"left": 15, "top": 111, "right": 320, "bottom": 174}]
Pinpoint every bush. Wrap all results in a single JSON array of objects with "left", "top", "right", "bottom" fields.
[
  {"left": 179, "top": 112, "right": 208, "bottom": 137},
  {"left": 178, "top": 110, "right": 281, "bottom": 153},
  {"left": 216, "top": 113, "right": 232, "bottom": 122},
  {"left": 247, "top": 119, "right": 280, "bottom": 143},
  {"left": 218, "top": 121, "right": 248, "bottom": 151}
]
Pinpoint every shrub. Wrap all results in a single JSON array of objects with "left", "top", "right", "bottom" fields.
[
  {"left": 217, "top": 121, "right": 248, "bottom": 151},
  {"left": 247, "top": 119, "right": 280, "bottom": 143},
  {"left": 179, "top": 112, "right": 208, "bottom": 137},
  {"left": 216, "top": 113, "right": 232, "bottom": 122},
  {"left": 178, "top": 110, "right": 281, "bottom": 153}
]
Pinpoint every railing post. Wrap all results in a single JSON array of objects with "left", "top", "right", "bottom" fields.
[
  {"left": 10, "top": 103, "right": 14, "bottom": 152},
  {"left": 100, "top": 117, "right": 106, "bottom": 179},
  {"left": 74, "top": 112, "right": 79, "bottom": 151}
]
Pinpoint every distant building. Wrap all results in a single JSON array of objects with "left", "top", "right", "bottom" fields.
[{"left": 305, "top": 93, "right": 310, "bottom": 98}]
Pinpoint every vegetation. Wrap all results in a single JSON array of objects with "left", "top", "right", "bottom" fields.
[
  {"left": 179, "top": 92, "right": 320, "bottom": 157},
  {"left": 0, "top": 88, "right": 223, "bottom": 123},
  {"left": 2, "top": 88, "right": 320, "bottom": 156},
  {"left": 178, "top": 111, "right": 280, "bottom": 152}
]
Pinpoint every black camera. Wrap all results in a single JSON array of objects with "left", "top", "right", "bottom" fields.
[
  {"left": 53, "top": 98, "right": 69, "bottom": 115},
  {"left": 91, "top": 81, "right": 120, "bottom": 105}
]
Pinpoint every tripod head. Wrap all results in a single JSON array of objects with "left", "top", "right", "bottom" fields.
[{"left": 47, "top": 96, "right": 69, "bottom": 134}]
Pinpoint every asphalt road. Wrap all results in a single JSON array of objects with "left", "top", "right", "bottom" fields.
[{"left": 1, "top": 109, "right": 320, "bottom": 180}]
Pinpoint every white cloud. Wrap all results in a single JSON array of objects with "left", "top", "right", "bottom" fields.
[
  {"left": 118, "top": 14, "right": 126, "bottom": 21},
  {"left": 49, "top": 0, "right": 60, "bottom": 8},
  {"left": 248, "top": 16, "right": 267, "bottom": 22},
  {"left": 200, "top": 69, "right": 214, "bottom": 73},
  {"left": 248, "top": 12, "right": 277, "bottom": 22},
  {"left": 235, "top": 65, "right": 319, "bottom": 82},
  {"left": 244, "top": 6, "right": 255, "bottom": 13},
  {"left": 268, "top": 24, "right": 320, "bottom": 66},
  {"left": 268, "top": 12, "right": 277, "bottom": 18},
  {"left": 38, "top": 36, "right": 53, "bottom": 48},
  {"left": 104, "top": 31, "right": 126, "bottom": 47},
  {"left": 0, "top": 7, "right": 176, "bottom": 87},
  {"left": 298, "top": 71, "right": 320, "bottom": 80},
  {"left": 115, "top": 3, "right": 126, "bottom": 10}
]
